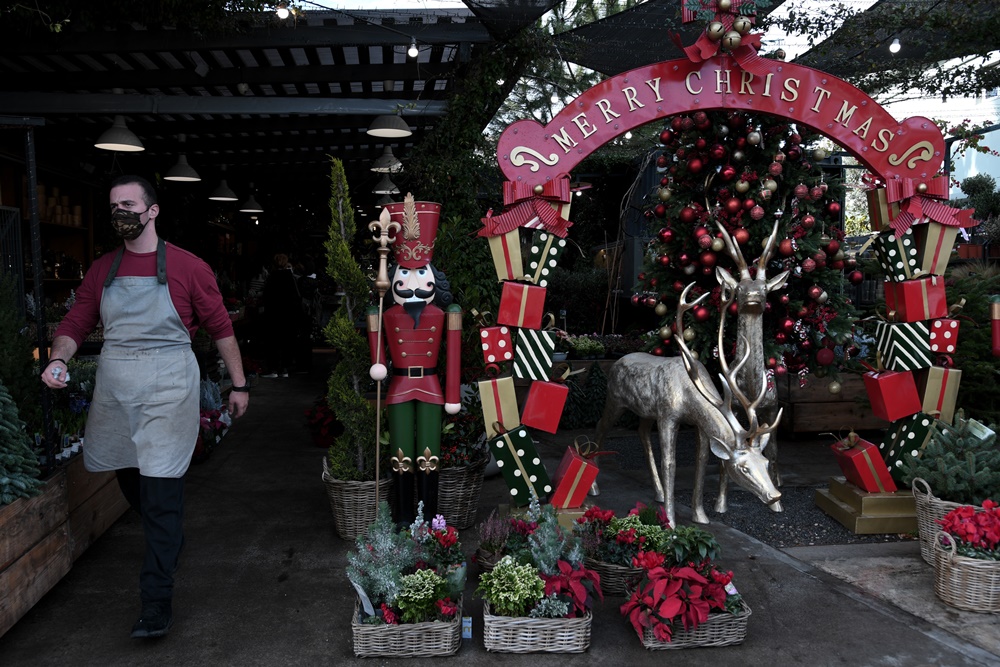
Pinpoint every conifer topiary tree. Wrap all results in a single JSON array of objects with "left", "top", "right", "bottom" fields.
[
  {"left": 0, "top": 379, "right": 43, "bottom": 506},
  {"left": 0, "top": 274, "right": 41, "bottom": 432},
  {"left": 323, "top": 157, "right": 381, "bottom": 481}
]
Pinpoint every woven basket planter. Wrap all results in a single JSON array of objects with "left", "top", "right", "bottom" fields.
[
  {"left": 438, "top": 454, "right": 489, "bottom": 530},
  {"left": 321, "top": 457, "right": 392, "bottom": 540},
  {"left": 474, "top": 548, "right": 501, "bottom": 574},
  {"left": 482, "top": 602, "right": 591, "bottom": 653},
  {"left": 639, "top": 600, "right": 752, "bottom": 650},
  {"left": 584, "top": 557, "right": 644, "bottom": 597},
  {"left": 912, "top": 478, "right": 983, "bottom": 565},
  {"left": 351, "top": 597, "right": 462, "bottom": 658},
  {"left": 934, "top": 532, "right": 1000, "bottom": 613}
]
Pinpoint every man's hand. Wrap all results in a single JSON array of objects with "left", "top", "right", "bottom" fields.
[
  {"left": 228, "top": 390, "right": 249, "bottom": 419},
  {"left": 40, "top": 360, "right": 69, "bottom": 389}
]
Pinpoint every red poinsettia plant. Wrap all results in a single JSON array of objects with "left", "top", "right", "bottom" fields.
[
  {"left": 540, "top": 559, "right": 604, "bottom": 618},
  {"left": 938, "top": 499, "right": 1000, "bottom": 561}
]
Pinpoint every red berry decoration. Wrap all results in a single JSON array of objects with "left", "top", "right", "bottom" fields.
[
  {"left": 778, "top": 238, "right": 795, "bottom": 256},
  {"left": 801, "top": 258, "right": 817, "bottom": 273},
  {"left": 750, "top": 205, "right": 765, "bottom": 220},
  {"left": 848, "top": 270, "right": 864, "bottom": 284},
  {"left": 725, "top": 197, "right": 742, "bottom": 215},
  {"left": 734, "top": 227, "right": 751, "bottom": 244},
  {"left": 659, "top": 129, "right": 674, "bottom": 144},
  {"left": 815, "top": 348, "right": 835, "bottom": 366},
  {"left": 794, "top": 183, "right": 809, "bottom": 199},
  {"left": 680, "top": 206, "right": 697, "bottom": 224},
  {"left": 659, "top": 227, "right": 674, "bottom": 242},
  {"left": 827, "top": 201, "right": 841, "bottom": 215}
]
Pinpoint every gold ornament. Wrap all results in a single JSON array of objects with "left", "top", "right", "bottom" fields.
[
  {"left": 533, "top": 184, "right": 544, "bottom": 195},
  {"left": 735, "top": 180, "right": 750, "bottom": 194},
  {"left": 819, "top": 233, "right": 832, "bottom": 245},
  {"left": 721, "top": 31, "right": 742, "bottom": 51},
  {"left": 690, "top": 349, "right": 699, "bottom": 361},
  {"left": 711, "top": 237, "right": 725, "bottom": 252},
  {"left": 718, "top": 0, "right": 732, "bottom": 10},
  {"left": 812, "top": 148, "right": 828, "bottom": 161},
  {"left": 747, "top": 131, "right": 762, "bottom": 145},
  {"left": 828, "top": 380, "right": 842, "bottom": 395},
  {"left": 655, "top": 303, "right": 669, "bottom": 317},
  {"left": 833, "top": 249, "right": 845, "bottom": 261},
  {"left": 732, "top": 150, "right": 746, "bottom": 163},
  {"left": 764, "top": 178, "right": 778, "bottom": 192},
  {"left": 706, "top": 21, "right": 726, "bottom": 41},
  {"left": 658, "top": 325, "right": 672, "bottom": 340},
  {"left": 683, "top": 327, "right": 696, "bottom": 342},
  {"left": 732, "top": 16, "right": 752, "bottom": 35},
  {"left": 817, "top": 290, "right": 829, "bottom": 304},
  {"left": 658, "top": 187, "right": 673, "bottom": 202},
  {"left": 917, "top": 182, "right": 928, "bottom": 194}
]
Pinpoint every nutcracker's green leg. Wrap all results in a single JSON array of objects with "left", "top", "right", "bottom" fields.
[
  {"left": 388, "top": 402, "right": 416, "bottom": 525},
  {"left": 415, "top": 402, "right": 443, "bottom": 520}
]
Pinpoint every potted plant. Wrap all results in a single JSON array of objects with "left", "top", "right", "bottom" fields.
[
  {"left": 347, "top": 502, "right": 466, "bottom": 657},
  {"left": 474, "top": 508, "right": 512, "bottom": 573},
  {"left": 566, "top": 334, "right": 606, "bottom": 360},
  {"left": 934, "top": 499, "right": 1000, "bottom": 612},
  {"left": 475, "top": 500, "right": 603, "bottom": 653},
  {"left": 437, "top": 391, "right": 490, "bottom": 529},
  {"left": 321, "top": 158, "right": 391, "bottom": 539},
  {"left": 618, "top": 521, "right": 748, "bottom": 650}
]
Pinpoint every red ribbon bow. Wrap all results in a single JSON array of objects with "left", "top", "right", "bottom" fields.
[
  {"left": 884, "top": 177, "right": 978, "bottom": 235},
  {"left": 502, "top": 178, "right": 571, "bottom": 207},
  {"left": 676, "top": 0, "right": 768, "bottom": 75},
  {"left": 478, "top": 199, "right": 573, "bottom": 238}
]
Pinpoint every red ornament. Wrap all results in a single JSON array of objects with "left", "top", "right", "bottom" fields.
[
  {"left": 798, "top": 306, "right": 810, "bottom": 317},
  {"left": 733, "top": 227, "right": 750, "bottom": 244},
  {"left": 656, "top": 155, "right": 669, "bottom": 169},
  {"left": 825, "top": 239, "right": 840, "bottom": 254},
  {"left": 807, "top": 284, "right": 823, "bottom": 300},
  {"left": 781, "top": 317, "right": 795, "bottom": 332},
  {"left": 775, "top": 332, "right": 787, "bottom": 344},
  {"left": 786, "top": 146, "right": 801, "bottom": 160},
  {"left": 766, "top": 357, "right": 777, "bottom": 369},
  {"left": 780, "top": 294, "right": 790, "bottom": 305},
  {"left": 728, "top": 301, "right": 739, "bottom": 315},
  {"left": 671, "top": 117, "right": 683, "bottom": 132},
  {"left": 653, "top": 346, "right": 665, "bottom": 356},
  {"left": 645, "top": 296, "right": 658, "bottom": 307},
  {"left": 750, "top": 205, "right": 765, "bottom": 220},
  {"left": 702, "top": 265, "right": 714, "bottom": 276},
  {"left": 693, "top": 306, "right": 711, "bottom": 322},
  {"left": 678, "top": 253, "right": 691, "bottom": 266},
  {"left": 631, "top": 294, "right": 641, "bottom": 306},
  {"left": 688, "top": 157, "right": 704, "bottom": 174},
  {"left": 694, "top": 225, "right": 710, "bottom": 238},
  {"left": 720, "top": 165, "right": 737, "bottom": 181},
  {"left": 827, "top": 201, "right": 841, "bottom": 216},
  {"left": 775, "top": 366, "right": 788, "bottom": 376},
  {"left": 699, "top": 251, "right": 717, "bottom": 268},
  {"left": 801, "top": 214, "right": 815, "bottom": 229},
  {"left": 735, "top": 137, "right": 747, "bottom": 149},
  {"left": 658, "top": 255, "right": 671, "bottom": 267},
  {"left": 698, "top": 234, "right": 714, "bottom": 249},
  {"left": 676, "top": 147, "right": 688, "bottom": 160},
  {"left": 794, "top": 184, "right": 809, "bottom": 199},
  {"left": 673, "top": 280, "right": 686, "bottom": 292},
  {"left": 659, "top": 129, "right": 674, "bottom": 144},
  {"left": 789, "top": 133, "right": 802, "bottom": 144},
  {"left": 638, "top": 272, "right": 646, "bottom": 282},
  {"left": 695, "top": 138, "right": 707, "bottom": 150},
  {"left": 649, "top": 277, "right": 659, "bottom": 287},
  {"left": 830, "top": 259, "right": 845, "bottom": 270},
  {"left": 710, "top": 144, "right": 727, "bottom": 161},
  {"left": 725, "top": 197, "right": 742, "bottom": 215},
  {"left": 809, "top": 186, "right": 824, "bottom": 200},
  {"left": 801, "top": 258, "right": 817, "bottom": 273},
  {"left": 800, "top": 339, "right": 813, "bottom": 351},
  {"left": 743, "top": 198, "right": 756, "bottom": 210},
  {"left": 660, "top": 176, "right": 671, "bottom": 186},
  {"left": 681, "top": 117, "right": 695, "bottom": 132},
  {"left": 768, "top": 161, "right": 783, "bottom": 177},
  {"left": 815, "top": 348, "right": 835, "bottom": 366},
  {"left": 693, "top": 111, "right": 708, "bottom": 125},
  {"left": 658, "top": 227, "right": 672, "bottom": 242},
  {"left": 778, "top": 238, "right": 795, "bottom": 256},
  {"left": 848, "top": 270, "right": 864, "bottom": 284},
  {"left": 654, "top": 204, "right": 667, "bottom": 218},
  {"left": 679, "top": 207, "right": 697, "bottom": 224}
]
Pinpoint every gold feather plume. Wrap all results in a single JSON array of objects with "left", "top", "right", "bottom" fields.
[{"left": 402, "top": 193, "right": 419, "bottom": 240}]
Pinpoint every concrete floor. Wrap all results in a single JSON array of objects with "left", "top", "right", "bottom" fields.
[{"left": 1, "top": 352, "right": 998, "bottom": 667}]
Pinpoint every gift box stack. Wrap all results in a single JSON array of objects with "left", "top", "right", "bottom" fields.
[{"left": 477, "top": 177, "right": 600, "bottom": 507}]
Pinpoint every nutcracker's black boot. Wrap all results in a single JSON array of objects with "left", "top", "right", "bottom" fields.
[
  {"left": 417, "top": 469, "right": 439, "bottom": 521},
  {"left": 395, "top": 470, "right": 416, "bottom": 527}
]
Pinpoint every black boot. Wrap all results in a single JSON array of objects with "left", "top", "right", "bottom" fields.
[
  {"left": 417, "top": 470, "right": 439, "bottom": 521},
  {"left": 395, "top": 470, "right": 416, "bottom": 527}
]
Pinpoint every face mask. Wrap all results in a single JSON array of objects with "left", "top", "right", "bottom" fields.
[{"left": 111, "top": 208, "right": 147, "bottom": 240}]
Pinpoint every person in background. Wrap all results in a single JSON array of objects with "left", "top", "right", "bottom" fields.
[
  {"left": 296, "top": 255, "right": 321, "bottom": 372},
  {"left": 40, "top": 174, "right": 249, "bottom": 639},
  {"left": 261, "top": 252, "right": 302, "bottom": 378}
]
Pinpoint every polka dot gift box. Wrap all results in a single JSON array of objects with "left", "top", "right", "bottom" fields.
[
  {"left": 880, "top": 412, "right": 940, "bottom": 484},
  {"left": 873, "top": 227, "right": 921, "bottom": 283},
  {"left": 480, "top": 326, "right": 513, "bottom": 364},
  {"left": 929, "top": 318, "right": 960, "bottom": 354},
  {"left": 488, "top": 426, "right": 552, "bottom": 507},
  {"left": 523, "top": 230, "right": 567, "bottom": 287}
]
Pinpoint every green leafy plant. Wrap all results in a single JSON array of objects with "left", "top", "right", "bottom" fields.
[
  {"left": 655, "top": 524, "right": 722, "bottom": 567},
  {"left": 395, "top": 568, "right": 449, "bottom": 624},
  {"left": 0, "top": 379, "right": 43, "bottom": 506},
  {"left": 574, "top": 503, "right": 672, "bottom": 567},
  {"left": 476, "top": 555, "right": 546, "bottom": 617}
]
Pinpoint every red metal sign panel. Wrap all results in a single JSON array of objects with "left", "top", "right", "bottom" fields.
[{"left": 497, "top": 55, "right": 944, "bottom": 187}]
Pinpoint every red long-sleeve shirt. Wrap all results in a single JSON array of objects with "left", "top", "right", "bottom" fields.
[{"left": 54, "top": 242, "right": 234, "bottom": 346}]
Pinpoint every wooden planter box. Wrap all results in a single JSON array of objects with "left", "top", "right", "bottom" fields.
[
  {"left": 0, "top": 456, "right": 129, "bottom": 638},
  {"left": 775, "top": 373, "right": 886, "bottom": 433}
]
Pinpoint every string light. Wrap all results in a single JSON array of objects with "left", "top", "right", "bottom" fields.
[
  {"left": 889, "top": 38, "right": 901, "bottom": 53},
  {"left": 276, "top": 2, "right": 289, "bottom": 19},
  {"left": 407, "top": 38, "right": 419, "bottom": 58}
]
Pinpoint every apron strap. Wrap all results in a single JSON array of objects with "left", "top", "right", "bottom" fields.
[
  {"left": 103, "top": 247, "right": 126, "bottom": 288},
  {"left": 156, "top": 238, "right": 167, "bottom": 284}
]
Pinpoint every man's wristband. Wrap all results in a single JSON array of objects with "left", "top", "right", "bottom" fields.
[
  {"left": 231, "top": 382, "right": 251, "bottom": 393},
  {"left": 46, "top": 358, "right": 68, "bottom": 368}
]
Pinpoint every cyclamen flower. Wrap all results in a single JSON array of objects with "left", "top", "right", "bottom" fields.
[
  {"left": 380, "top": 604, "right": 399, "bottom": 625},
  {"left": 616, "top": 527, "right": 638, "bottom": 545},
  {"left": 435, "top": 526, "right": 458, "bottom": 548},
  {"left": 632, "top": 550, "right": 665, "bottom": 570},
  {"left": 436, "top": 597, "right": 458, "bottom": 617},
  {"left": 710, "top": 569, "right": 734, "bottom": 586},
  {"left": 432, "top": 514, "right": 447, "bottom": 531}
]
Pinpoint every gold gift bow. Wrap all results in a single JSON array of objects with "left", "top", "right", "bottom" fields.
[{"left": 470, "top": 308, "right": 493, "bottom": 328}]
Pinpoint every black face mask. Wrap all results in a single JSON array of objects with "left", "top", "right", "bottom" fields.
[{"left": 111, "top": 208, "right": 148, "bottom": 240}]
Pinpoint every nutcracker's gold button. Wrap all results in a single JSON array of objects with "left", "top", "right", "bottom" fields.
[
  {"left": 398, "top": 339, "right": 404, "bottom": 344},
  {"left": 430, "top": 326, "right": 437, "bottom": 332},
  {"left": 394, "top": 327, "right": 400, "bottom": 333},
  {"left": 401, "top": 352, "right": 407, "bottom": 357},
  {"left": 426, "top": 351, "right": 432, "bottom": 356}
]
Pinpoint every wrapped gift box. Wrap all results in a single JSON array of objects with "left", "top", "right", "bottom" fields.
[
  {"left": 912, "top": 222, "right": 958, "bottom": 277},
  {"left": 489, "top": 426, "right": 552, "bottom": 506},
  {"left": 497, "top": 281, "right": 546, "bottom": 330},
  {"left": 478, "top": 376, "right": 520, "bottom": 438},
  {"left": 520, "top": 380, "right": 569, "bottom": 434},
  {"left": 513, "top": 329, "right": 556, "bottom": 381},
  {"left": 929, "top": 318, "right": 960, "bottom": 354},
  {"left": 879, "top": 412, "right": 938, "bottom": 483},
  {"left": 549, "top": 446, "right": 600, "bottom": 509},
  {"left": 523, "top": 230, "right": 567, "bottom": 287},
  {"left": 487, "top": 228, "right": 524, "bottom": 282},
  {"left": 862, "top": 369, "right": 921, "bottom": 422},
  {"left": 873, "top": 228, "right": 921, "bottom": 282},
  {"left": 883, "top": 276, "right": 948, "bottom": 322},
  {"left": 831, "top": 433, "right": 897, "bottom": 493},
  {"left": 480, "top": 326, "right": 513, "bottom": 364},
  {"left": 866, "top": 187, "right": 902, "bottom": 234},
  {"left": 873, "top": 320, "right": 933, "bottom": 371},
  {"left": 914, "top": 366, "right": 962, "bottom": 425}
]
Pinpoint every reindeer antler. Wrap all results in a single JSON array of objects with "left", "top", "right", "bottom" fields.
[
  {"left": 674, "top": 283, "right": 721, "bottom": 408},
  {"left": 758, "top": 219, "right": 781, "bottom": 275}
]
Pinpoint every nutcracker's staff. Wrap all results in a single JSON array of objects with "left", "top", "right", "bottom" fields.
[{"left": 369, "top": 208, "right": 400, "bottom": 506}]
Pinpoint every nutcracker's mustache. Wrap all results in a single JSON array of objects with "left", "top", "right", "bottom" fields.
[{"left": 393, "top": 283, "right": 435, "bottom": 300}]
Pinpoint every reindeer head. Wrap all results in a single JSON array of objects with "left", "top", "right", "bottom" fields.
[
  {"left": 675, "top": 284, "right": 783, "bottom": 508},
  {"left": 715, "top": 220, "right": 789, "bottom": 313}
]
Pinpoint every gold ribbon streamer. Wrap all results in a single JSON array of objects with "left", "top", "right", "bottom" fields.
[
  {"left": 559, "top": 463, "right": 587, "bottom": 509},
  {"left": 502, "top": 430, "right": 538, "bottom": 499}
]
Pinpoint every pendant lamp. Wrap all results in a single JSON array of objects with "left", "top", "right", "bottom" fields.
[
  {"left": 164, "top": 135, "right": 201, "bottom": 182},
  {"left": 239, "top": 183, "right": 264, "bottom": 213},
  {"left": 95, "top": 115, "right": 144, "bottom": 152},
  {"left": 373, "top": 174, "right": 400, "bottom": 195},
  {"left": 370, "top": 146, "right": 403, "bottom": 173},
  {"left": 208, "top": 166, "right": 238, "bottom": 201},
  {"left": 367, "top": 115, "right": 411, "bottom": 139}
]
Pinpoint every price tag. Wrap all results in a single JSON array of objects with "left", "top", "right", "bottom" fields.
[{"left": 462, "top": 616, "right": 472, "bottom": 639}]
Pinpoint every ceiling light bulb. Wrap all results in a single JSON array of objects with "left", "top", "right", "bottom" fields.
[
  {"left": 276, "top": 3, "right": 290, "bottom": 19},
  {"left": 407, "top": 38, "right": 419, "bottom": 58},
  {"left": 625, "top": 131, "right": 633, "bottom": 140},
  {"left": 550, "top": 93, "right": 560, "bottom": 104},
  {"left": 889, "top": 38, "right": 901, "bottom": 53}
]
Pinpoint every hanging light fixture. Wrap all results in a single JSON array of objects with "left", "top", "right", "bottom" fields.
[
  {"left": 95, "top": 115, "right": 144, "bottom": 152},
  {"left": 367, "top": 115, "right": 412, "bottom": 139},
  {"left": 208, "top": 166, "right": 238, "bottom": 201},
  {"left": 164, "top": 134, "right": 201, "bottom": 182},
  {"left": 276, "top": 2, "right": 290, "bottom": 19},
  {"left": 373, "top": 174, "right": 400, "bottom": 195},
  {"left": 407, "top": 38, "right": 419, "bottom": 58},
  {"left": 370, "top": 146, "right": 403, "bottom": 173},
  {"left": 889, "top": 38, "right": 901, "bottom": 53},
  {"left": 239, "top": 183, "right": 264, "bottom": 213},
  {"left": 375, "top": 194, "right": 395, "bottom": 208}
]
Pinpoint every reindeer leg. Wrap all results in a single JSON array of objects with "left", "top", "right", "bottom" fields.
[
  {"left": 692, "top": 428, "right": 711, "bottom": 524},
  {"left": 638, "top": 418, "right": 664, "bottom": 503},
  {"left": 658, "top": 419, "right": 678, "bottom": 529},
  {"left": 713, "top": 447, "right": 729, "bottom": 515}
]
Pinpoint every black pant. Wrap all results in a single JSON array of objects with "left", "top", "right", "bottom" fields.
[{"left": 116, "top": 468, "right": 185, "bottom": 604}]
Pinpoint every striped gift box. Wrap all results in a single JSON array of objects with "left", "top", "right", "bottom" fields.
[
  {"left": 874, "top": 320, "right": 933, "bottom": 371},
  {"left": 513, "top": 329, "right": 556, "bottom": 381}
]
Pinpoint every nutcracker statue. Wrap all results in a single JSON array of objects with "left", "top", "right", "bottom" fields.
[{"left": 368, "top": 194, "right": 462, "bottom": 524}]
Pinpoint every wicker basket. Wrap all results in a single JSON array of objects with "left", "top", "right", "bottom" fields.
[
  {"left": 482, "top": 601, "right": 591, "bottom": 653},
  {"left": 475, "top": 548, "right": 501, "bottom": 574},
  {"left": 640, "top": 600, "right": 752, "bottom": 650},
  {"left": 351, "top": 596, "right": 462, "bottom": 657},
  {"left": 438, "top": 454, "right": 489, "bottom": 529},
  {"left": 321, "top": 457, "right": 392, "bottom": 540},
  {"left": 912, "top": 478, "right": 983, "bottom": 565},
  {"left": 934, "top": 532, "right": 1000, "bottom": 613},
  {"left": 584, "top": 557, "right": 644, "bottom": 597}
]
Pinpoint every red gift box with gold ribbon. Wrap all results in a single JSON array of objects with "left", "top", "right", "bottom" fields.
[
  {"left": 520, "top": 379, "right": 569, "bottom": 434},
  {"left": 550, "top": 445, "right": 600, "bottom": 509},
  {"left": 883, "top": 276, "right": 948, "bottom": 323},
  {"left": 497, "top": 281, "right": 546, "bottom": 330},
  {"left": 862, "top": 367, "right": 921, "bottom": 422},
  {"left": 831, "top": 433, "right": 897, "bottom": 493}
]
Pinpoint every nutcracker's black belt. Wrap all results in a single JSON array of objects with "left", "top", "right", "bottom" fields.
[{"left": 393, "top": 366, "right": 438, "bottom": 378}]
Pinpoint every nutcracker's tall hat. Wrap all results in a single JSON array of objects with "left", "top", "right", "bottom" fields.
[{"left": 384, "top": 194, "right": 442, "bottom": 268}]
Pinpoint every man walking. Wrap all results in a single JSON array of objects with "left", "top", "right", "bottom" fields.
[{"left": 41, "top": 174, "right": 250, "bottom": 638}]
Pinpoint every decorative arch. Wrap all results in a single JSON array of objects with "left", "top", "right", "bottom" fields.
[{"left": 496, "top": 55, "right": 945, "bottom": 188}]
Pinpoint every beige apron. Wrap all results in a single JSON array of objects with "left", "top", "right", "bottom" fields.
[{"left": 84, "top": 239, "right": 199, "bottom": 478}]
